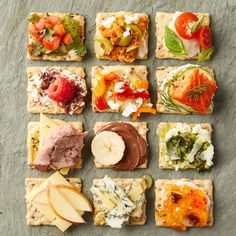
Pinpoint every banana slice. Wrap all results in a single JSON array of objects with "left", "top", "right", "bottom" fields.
[{"left": 91, "top": 131, "right": 125, "bottom": 166}]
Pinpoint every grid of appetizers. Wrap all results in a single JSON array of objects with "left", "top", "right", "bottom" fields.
[{"left": 25, "top": 11, "right": 217, "bottom": 232}]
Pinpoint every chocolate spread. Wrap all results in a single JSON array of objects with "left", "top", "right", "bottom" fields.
[
  {"left": 97, "top": 122, "right": 147, "bottom": 170},
  {"left": 33, "top": 123, "right": 86, "bottom": 172}
]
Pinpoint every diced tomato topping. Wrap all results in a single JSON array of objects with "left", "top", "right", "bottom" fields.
[
  {"left": 95, "top": 96, "right": 108, "bottom": 110},
  {"left": 28, "top": 24, "right": 38, "bottom": 36},
  {"left": 34, "top": 18, "right": 46, "bottom": 31},
  {"left": 48, "top": 77, "right": 76, "bottom": 103},
  {"left": 43, "top": 36, "right": 61, "bottom": 51},
  {"left": 53, "top": 24, "right": 65, "bottom": 36},
  {"left": 133, "top": 90, "right": 150, "bottom": 99},
  {"left": 175, "top": 12, "right": 199, "bottom": 39},
  {"left": 171, "top": 68, "right": 217, "bottom": 113},
  {"left": 45, "top": 20, "right": 54, "bottom": 29},
  {"left": 63, "top": 33, "right": 73, "bottom": 45},
  {"left": 198, "top": 26, "right": 212, "bottom": 48},
  {"left": 28, "top": 24, "right": 44, "bottom": 41},
  {"left": 103, "top": 72, "right": 118, "bottom": 81},
  {"left": 47, "top": 15, "right": 62, "bottom": 27}
]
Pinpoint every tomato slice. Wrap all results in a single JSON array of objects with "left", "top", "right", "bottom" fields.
[
  {"left": 175, "top": 12, "right": 199, "bottom": 39},
  {"left": 43, "top": 36, "right": 61, "bottom": 51},
  {"left": 95, "top": 96, "right": 108, "bottom": 110},
  {"left": 198, "top": 26, "right": 212, "bottom": 48}
]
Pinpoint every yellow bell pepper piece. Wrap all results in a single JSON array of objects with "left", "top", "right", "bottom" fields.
[
  {"left": 134, "top": 79, "right": 149, "bottom": 89},
  {"left": 131, "top": 106, "right": 156, "bottom": 121},
  {"left": 94, "top": 75, "right": 107, "bottom": 98}
]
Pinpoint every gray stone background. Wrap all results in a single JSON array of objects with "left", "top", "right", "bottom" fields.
[{"left": 0, "top": 0, "right": 236, "bottom": 235}]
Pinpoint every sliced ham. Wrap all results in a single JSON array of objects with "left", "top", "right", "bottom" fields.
[{"left": 33, "top": 123, "right": 86, "bottom": 172}]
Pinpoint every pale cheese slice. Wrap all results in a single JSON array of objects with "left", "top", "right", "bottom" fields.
[
  {"left": 32, "top": 202, "right": 71, "bottom": 232},
  {"left": 27, "top": 122, "right": 40, "bottom": 165}
]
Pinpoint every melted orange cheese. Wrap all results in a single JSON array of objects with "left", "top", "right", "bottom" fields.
[{"left": 156, "top": 184, "right": 210, "bottom": 231}]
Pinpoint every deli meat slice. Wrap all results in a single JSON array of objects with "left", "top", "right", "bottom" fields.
[{"left": 33, "top": 123, "right": 86, "bottom": 171}]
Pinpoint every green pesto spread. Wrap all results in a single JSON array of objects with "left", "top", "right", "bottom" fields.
[{"left": 166, "top": 132, "right": 210, "bottom": 171}]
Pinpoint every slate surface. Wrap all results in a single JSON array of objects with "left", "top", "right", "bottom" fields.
[{"left": 0, "top": 0, "right": 236, "bottom": 235}]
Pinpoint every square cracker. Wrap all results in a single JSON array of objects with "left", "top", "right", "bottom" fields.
[
  {"left": 27, "top": 66, "right": 86, "bottom": 114},
  {"left": 27, "top": 12, "right": 85, "bottom": 61},
  {"left": 95, "top": 12, "right": 149, "bottom": 60},
  {"left": 156, "top": 66, "right": 214, "bottom": 114},
  {"left": 93, "top": 121, "right": 148, "bottom": 168},
  {"left": 25, "top": 178, "right": 82, "bottom": 225},
  {"left": 91, "top": 65, "right": 148, "bottom": 112},
  {"left": 27, "top": 121, "right": 83, "bottom": 169},
  {"left": 155, "top": 179, "right": 213, "bottom": 227},
  {"left": 157, "top": 122, "right": 213, "bottom": 169},
  {"left": 93, "top": 178, "right": 147, "bottom": 225},
  {"left": 155, "top": 12, "right": 210, "bottom": 59}
]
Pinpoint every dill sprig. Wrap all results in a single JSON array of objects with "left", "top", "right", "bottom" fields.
[
  {"left": 187, "top": 84, "right": 208, "bottom": 99},
  {"left": 160, "top": 90, "right": 181, "bottom": 111}
]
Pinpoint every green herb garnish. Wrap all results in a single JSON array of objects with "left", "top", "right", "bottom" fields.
[
  {"left": 28, "top": 40, "right": 47, "bottom": 56},
  {"left": 190, "top": 16, "right": 204, "bottom": 33},
  {"left": 198, "top": 46, "right": 215, "bottom": 63},
  {"left": 160, "top": 89, "right": 181, "bottom": 112},
  {"left": 187, "top": 84, "right": 209, "bottom": 99},
  {"left": 75, "top": 45, "right": 87, "bottom": 56},
  {"left": 193, "top": 141, "right": 210, "bottom": 171},
  {"left": 164, "top": 25, "right": 186, "bottom": 56},
  {"left": 38, "top": 28, "right": 53, "bottom": 40},
  {"left": 28, "top": 13, "right": 40, "bottom": 23}
]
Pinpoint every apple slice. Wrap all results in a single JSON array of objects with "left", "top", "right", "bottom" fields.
[
  {"left": 55, "top": 184, "right": 92, "bottom": 212},
  {"left": 31, "top": 189, "right": 48, "bottom": 205},
  {"left": 47, "top": 183, "right": 86, "bottom": 224}
]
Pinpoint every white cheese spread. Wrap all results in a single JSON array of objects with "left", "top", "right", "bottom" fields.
[
  {"left": 114, "top": 82, "right": 125, "bottom": 93},
  {"left": 124, "top": 14, "right": 140, "bottom": 24},
  {"left": 122, "top": 103, "right": 138, "bottom": 117},
  {"left": 107, "top": 100, "right": 120, "bottom": 111}
]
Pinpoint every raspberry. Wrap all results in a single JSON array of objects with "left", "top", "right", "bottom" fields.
[{"left": 48, "top": 77, "right": 75, "bottom": 103}]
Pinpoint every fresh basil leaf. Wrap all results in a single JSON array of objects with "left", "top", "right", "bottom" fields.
[
  {"left": 164, "top": 25, "right": 186, "bottom": 55},
  {"left": 28, "top": 13, "right": 40, "bottom": 23},
  {"left": 75, "top": 45, "right": 87, "bottom": 56},
  {"left": 198, "top": 46, "right": 215, "bottom": 63},
  {"left": 191, "top": 16, "right": 205, "bottom": 33}
]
